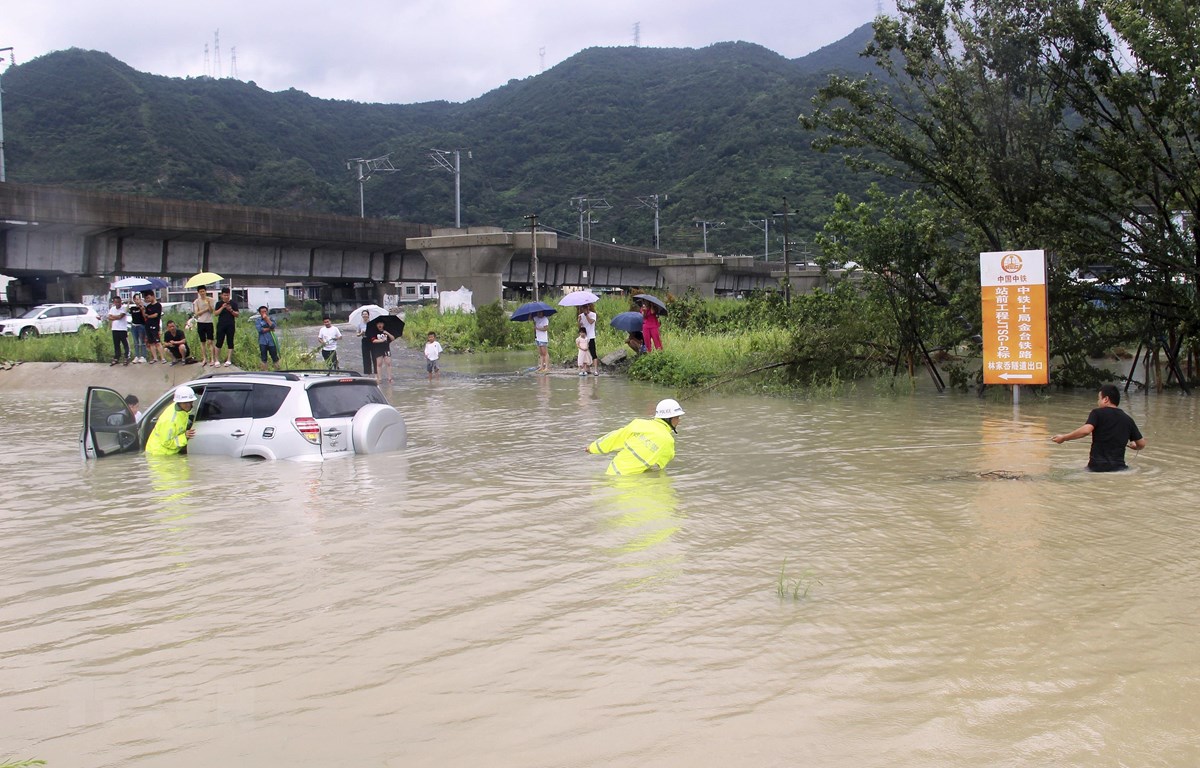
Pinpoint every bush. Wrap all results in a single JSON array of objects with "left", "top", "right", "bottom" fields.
[{"left": 475, "top": 301, "right": 510, "bottom": 348}]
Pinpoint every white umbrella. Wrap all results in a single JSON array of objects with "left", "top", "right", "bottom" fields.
[
  {"left": 111, "top": 276, "right": 152, "bottom": 290},
  {"left": 558, "top": 290, "right": 599, "bottom": 306},
  {"left": 349, "top": 304, "right": 387, "bottom": 326}
]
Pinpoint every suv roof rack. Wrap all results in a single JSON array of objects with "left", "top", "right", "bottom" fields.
[{"left": 193, "top": 369, "right": 368, "bottom": 382}]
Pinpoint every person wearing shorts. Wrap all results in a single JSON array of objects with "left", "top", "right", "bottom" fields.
[
  {"left": 191, "top": 286, "right": 217, "bottom": 366},
  {"left": 213, "top": 288, "right": 239, "bottom": 366},
  {"left": 424, "top": 331, "right": 444, "bottom": 381},
  {"left": 369, "top": 319, "right": 395, "bottom": 385},
  {"left": 533, "top": 313, "right": 550, "bottom": 372},
  {"left": 254, "top": 305, "right": 280, "bottom": 370}
]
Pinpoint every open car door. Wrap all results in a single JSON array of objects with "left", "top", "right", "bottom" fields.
[{"left": 81, "top": 386, "right": 142, "bottom": 459}]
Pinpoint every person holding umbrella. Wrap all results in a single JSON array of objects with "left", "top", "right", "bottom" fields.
[
  {"left": 585, "top": 399, "right": 684, "bottom": 475},
  {"left": 356, "top": 309, "right": 374, "bottom": 376},
  {"left": 370, "top": 318, "right": 395, "bottom": 385},
  {"left": 191, "top": 286, "right": 218, "bottom": 366},
  {"left": 579, "top": 303, "right": 599, "bottom": 375},
  {"left": 610, "top": 311, "right": 646, "bottom": 357},
  {"left": 510, "top": 301, "right": 557, "bottom": 373},
  {"left": 534, "top": 312, "right": 551, "bottom": 372},
  {"left": 638, "top": 296, "right": 664, "bottom": 352}
]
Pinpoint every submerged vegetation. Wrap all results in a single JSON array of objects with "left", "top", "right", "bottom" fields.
[{"left": 777, "top": 559, "right": 819, "bottom": 601}]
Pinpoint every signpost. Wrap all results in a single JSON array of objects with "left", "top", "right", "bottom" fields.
[{"left": 980, "top": 250, "right": 1049, "bottom": 400}]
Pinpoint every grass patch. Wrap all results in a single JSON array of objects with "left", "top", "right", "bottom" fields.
[
  {"left": 777, "top": 558, "right": 820, "bottom": 601},
  {"left": 0, "top": 326, "right": 313, "bottom": 370}
]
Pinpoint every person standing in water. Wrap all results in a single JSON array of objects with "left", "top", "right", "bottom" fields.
[
  {"left": 1052, "top": 384, "right": 1146, "bottom": 471},
  {"left": 586, "top": 399, "right": 684, "bottom": 475}
]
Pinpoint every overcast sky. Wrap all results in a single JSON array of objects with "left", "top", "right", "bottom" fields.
[{"left": 4, "top": 0, "right": 889, "bottom": 105}]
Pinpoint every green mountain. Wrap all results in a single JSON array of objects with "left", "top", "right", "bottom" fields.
[{"left": 2, "top": 24, "right": 880, "bottom": 255}]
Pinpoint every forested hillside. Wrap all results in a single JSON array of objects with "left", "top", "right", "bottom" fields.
[{"left": 3, "top": 24, "right": 883, "bottom": 255}]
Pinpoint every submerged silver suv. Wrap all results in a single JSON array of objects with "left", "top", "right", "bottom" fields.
[{"left": 81, "top": 370, "right": 407, "bottom": 461}]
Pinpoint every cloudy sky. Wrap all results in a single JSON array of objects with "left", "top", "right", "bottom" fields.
[{"left": 4, "top": 0, "right": 888, "bottom": 105}]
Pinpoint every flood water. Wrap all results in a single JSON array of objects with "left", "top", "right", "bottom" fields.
[{"left": 2, "top": 357, "right": 1198, "bottom": 767}]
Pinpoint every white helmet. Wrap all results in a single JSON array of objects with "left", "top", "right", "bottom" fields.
[
  {"left": 173, "top": 385, "right": 197, "bottom": 403},
  {"left": 655, "top": 398, "right": 685, "bottom": 419}
]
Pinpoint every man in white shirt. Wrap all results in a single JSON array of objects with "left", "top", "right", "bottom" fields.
[
  {"left": 107, "top": 296, "right": 131, "bottom": 366},
  {"left": 317, "top": 316, "right": 343, "bottom": 369}
]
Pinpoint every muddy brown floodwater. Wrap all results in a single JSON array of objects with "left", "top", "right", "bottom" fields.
[{"left": 2, "top": 359, "right": 1198, "bottom": 767}]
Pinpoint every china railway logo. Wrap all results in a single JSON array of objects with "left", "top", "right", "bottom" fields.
[{"left": 1000, "top": 253, "right": 1023, "bottom": 273}]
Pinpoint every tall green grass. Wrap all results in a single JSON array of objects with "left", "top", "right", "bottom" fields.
[{"left": 0, "top": 325, "right": 313, "bottom": 370}]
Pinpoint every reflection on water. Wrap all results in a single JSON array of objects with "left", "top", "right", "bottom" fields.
[{"left": 2, "top": 367, "right": 1199, "bottom": 767}]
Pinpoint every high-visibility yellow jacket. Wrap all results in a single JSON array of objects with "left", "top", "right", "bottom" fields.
[
  {"left": 588, "top": 417, "right": 676, "bottom": 475},
  {"left": 145, "top": 405, "right": 191, "bottom": 456}
]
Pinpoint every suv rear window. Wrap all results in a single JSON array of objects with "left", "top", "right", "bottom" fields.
[
  {"left": 307, "top": 381, "right": 387, "bottom": 419},
  {"left": 249, "top": 383, "right": 290, "bottom": 418}
]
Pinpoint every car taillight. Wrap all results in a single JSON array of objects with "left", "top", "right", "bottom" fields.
[{"left": 293, "top": 416, "right": 321, "bottom": 444}]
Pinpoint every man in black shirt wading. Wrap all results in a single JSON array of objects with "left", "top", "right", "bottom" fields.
[{"left": 1052, "top": 384, "right": 1146, "bottom": 471}]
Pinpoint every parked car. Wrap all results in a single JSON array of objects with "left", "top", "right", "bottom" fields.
[
  {"left": 0, "top": 303, "right": 101, "bottom": 338},
  {"left": 81, "top": 370, "right": 407, "bottom": 461},
  {"left": 159, "top": 301, "right": 194, "bottom": 316}
]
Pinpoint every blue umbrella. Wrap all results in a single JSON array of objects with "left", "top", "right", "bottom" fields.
[
  {"left": 510, "top": 301, "right": 557, "bottom": 322},
  {"left": 610, "top": 311, "right": 643, "bottom": 332}
]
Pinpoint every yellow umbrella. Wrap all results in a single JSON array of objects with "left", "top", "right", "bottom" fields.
[{"left": 185, "top": 271, "right": 223, "bottom": 288}]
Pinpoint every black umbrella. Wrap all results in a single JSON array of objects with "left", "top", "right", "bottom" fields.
[
  {"left": 371, "top": 314, "right": 405, "bottom": 339},
  {"left": 633, "top": 293, "right": 667, "bottom": 314}
]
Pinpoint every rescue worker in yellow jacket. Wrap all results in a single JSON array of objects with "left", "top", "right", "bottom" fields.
[
  {"left": 586, "top": 398, "right": 683, "bottom": 475},
  {"left": 145, "top": 385, "right": 197, "bottom": 456}
]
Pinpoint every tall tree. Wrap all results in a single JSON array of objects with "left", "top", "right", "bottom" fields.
[{"left": 803, "top": 0, "right": 1200, "bottom": 384}]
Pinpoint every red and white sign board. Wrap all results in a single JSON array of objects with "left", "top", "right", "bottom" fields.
[{"left": 980, "top": 250, "right": 1049, "bottom": 385}]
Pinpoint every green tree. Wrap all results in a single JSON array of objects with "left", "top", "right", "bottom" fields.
[
  {"left": 802, "top": 0, "right": 1200, "bottom": 384},
  {"left": 817, "top": 187, "right": 973, "bottom": 383}
]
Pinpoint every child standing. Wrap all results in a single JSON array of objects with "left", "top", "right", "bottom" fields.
[
  {"left": 424, "top": 331, "right": 444, "bottom": 381},
  {"left": 576, "top": 327, "right": 592, "bottom": 376}
]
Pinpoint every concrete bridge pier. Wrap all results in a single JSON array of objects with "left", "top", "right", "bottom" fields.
[
  {"left": 407, "top": 227, "right": 556, "bottom": 311},
  {"left": 649, "top": 254, "right": 724, "bottom": 298}
]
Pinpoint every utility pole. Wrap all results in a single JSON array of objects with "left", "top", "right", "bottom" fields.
[
  {"left": 570, "top": 196, "right": 610, "bottom": 286},
  {"left": 346, "top": 154, "right": 399, "bottom": 218},
  {"left": 213, "top": 30, "right": 222, "bottom": 79},
  {"left": 749, "top": 218, "right": 770, "bottom": 260},
  {"left": 693, "top": 218, "right": 724, "bottom": 254},
  {"left": 773, "top": 198, "right": 800, "bottom": 304},
  {"left": 636, "top": 193, "right": 666, "bottom": 249},
  {"left": 0, "top": 47, "right": 12, "bottom": 183},
  {"left": 430, "top": 148, "right": 470, "bottom": 227},
  {"left": 524, "top": 213, "right": 540, "bottom": 300}
]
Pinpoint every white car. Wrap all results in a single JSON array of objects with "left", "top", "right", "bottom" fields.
[
  {"left": 81, "top": 370, "right": 407, "bottom": 461},
  {"left": 1, "top": 303, "right": 101, "bottom": 337}
]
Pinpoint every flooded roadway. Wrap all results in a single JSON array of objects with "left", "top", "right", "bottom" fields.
[{"left": 1, "top": 358, "right": 1198, "bottom": 767}]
